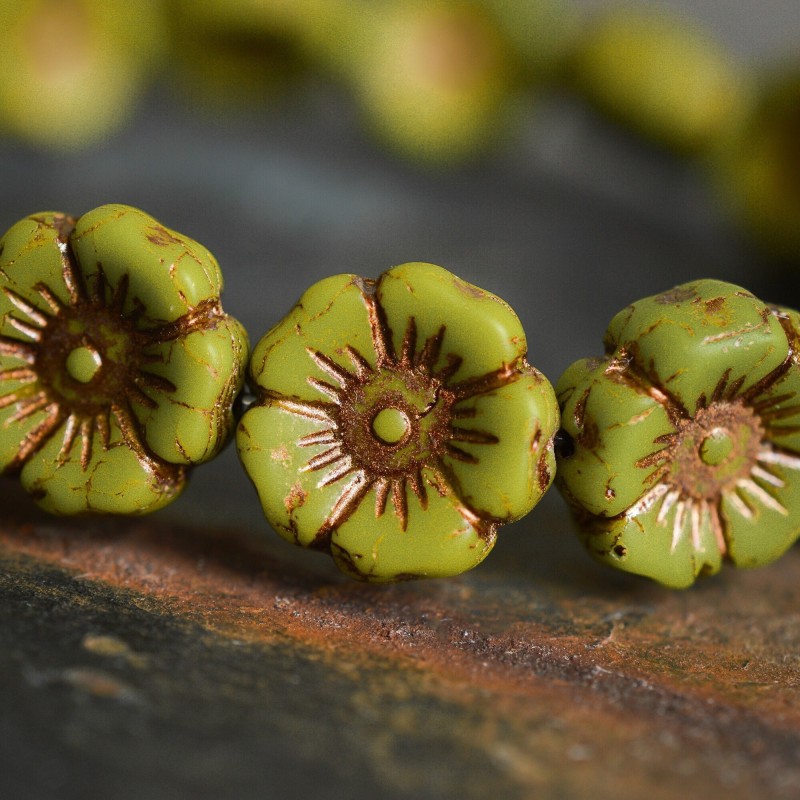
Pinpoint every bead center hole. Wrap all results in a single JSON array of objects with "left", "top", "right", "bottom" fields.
[
  {"left": 66, "top": 345, "right": 102, "bottom": 384},
  {"left": 372, "top": 407, "right": 410, "bottom": 445},
  {"left": 699, "top": 427, "right": 733, "bottom": 466}
]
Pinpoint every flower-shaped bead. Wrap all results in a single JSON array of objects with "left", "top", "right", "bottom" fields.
[
  {"left": 556, "top": 279, "right": 800, "bottom": 588},
  {"left": 237, "top": 262, "right": 558, "bottom": 582},
  {"left": 0, "top": 205, "right": 248, "bottom": 515}
]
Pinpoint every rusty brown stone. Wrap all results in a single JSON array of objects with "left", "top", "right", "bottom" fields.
[{"left": 1, "top": 481, "right": 800, "bottom": 798}]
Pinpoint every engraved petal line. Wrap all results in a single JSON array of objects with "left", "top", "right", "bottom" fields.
[
  {"left": 307, "top": 376, "right": 343, "bottom": 402},
  {"left": 6, "top": 392, "right": 51, "bottom": 424},
  {"left": 306, "top": 348, "right": 356, "bottom": 388},
  {"left": 2, "top": 287, "right": 50, "bottom": 327},
  {"left": 6, "top": 405, "right": 65, "bottom": 472},
  {"left": 0, "top": 337, "right": 37, "bottom": 363},
  {"left": 344, "top": 346, "right": 373, "bottom": 378},
  {"left": 79, "top": 417, "right": 94, "bottom": 471},
  {"left": 301, "top": 446, "right": 345, "bottom": 473},
  {"left": 415, "top": 326, "right": 445, "bottom": 373},
  {"left": 656, "top": 488, "right": 681, "bottom": 525},
  {"left": 750, "top": 465, "right": 785, "bottom": 488},
  {"left": 7, "top": 316, "right": 43, "bottom": 341},
  {"left": 297, "top": 429, "right": 339, "bottom": 448},
  {"left": 318, "top": 458, "right": 355, "bottom": 488},
  {"left": 59, "top": 413, "right": 80, "bottom": 461},
  {"left": 736, "top": 478, "right": 788, "bottom": 516},
  {"left": 34, "top": 283, "right": 64, "bottom": 315},
  {"left": 399, "top": 317, "right": 417, "bottom": 368},
  {"left": 726, "top": 491, "right": 754, "bottom": 520},
  {"left": 671, "top": 500, "right": 687, "bottom": 554},
  {"left": 374, "top": 477, "right": 390, "bottom": 517},
  {"left": 0, "top": 367, "right": 36, "bottom": 383},
  {"left": 409, "top": 468, "right": 428, "bottom": 510},
  {"left": 273, "top": 396, "right": 336, "bottom": 423},
  {"left": 450, "top": 364, "right": 520, "bottom": 402},
  {"left": 320, "top": 471, "right": 374, "bottom": 533},
  {"left": 449, "top": 427, "right": 499, "bottom": 445},
  {"left": 392, "top": 478, "right": 409, "bottom": 531},
  {"left": 625, "top": 481, "right": 670, "bottom": 520},
  {"left": 757, "top": 449, "right": 800, "bottom": 470},
  {"left": 365, "top": 293, "right": 395, "bottom": 367},
  {"left": 444, "top": 442, "right": 479, "bottom": 464}
]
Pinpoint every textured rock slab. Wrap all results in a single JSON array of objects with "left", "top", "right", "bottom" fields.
[{"left": 1, "top": 483, "right": 799, "bottom": 800}]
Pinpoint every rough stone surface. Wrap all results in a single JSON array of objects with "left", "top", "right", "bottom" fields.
[{"left": 2, "top": 482, "right": 799, "bottom": 799}]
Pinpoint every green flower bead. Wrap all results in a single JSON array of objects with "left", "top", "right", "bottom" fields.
[
  {"left": 237, "top": 262, "right": 558, "bottom": 583},
  {"left": 0, "top": 205, "right": 248, "bottom": 515},
  {"left": 556, "top": 279, "right": 800, "bottom": 588}
]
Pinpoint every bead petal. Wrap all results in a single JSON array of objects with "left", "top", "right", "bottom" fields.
[
  {"left": 556, "top": 357, "right": 674, "bottom": 517},
  {"left": 248, "top": 274, "right": 377, "bottom": 402},
  {"left": 19, "top": 416, "right": 185, "bottom": 515},
  {"left": 331, "top": 468, "right": 495, "bottom": 582},
  {"left": 376, "top": 262, "right": 527, "bottom": 383},
  {"left": 0, "top": 391, "right": 54, "bottom": 474},
  {"left": 721, "top": 453, "right": 800, "bottom": 569},
  {"left": 135, "top": 317, "right": 248, "bottom": 464},
  {"left": 605, "top": 279, "right": 788, "bottom": 416},
  {"left": 581, "top": 491, "right": 724, "bottom": 589},
  {"left": 237, "top": 403, "right": 354, "bottom": 550},
  {"left": 440, "top": 366, "right": 558, "bottom": 521},
  {"left": 0, "top": 213, "right": 74, "bottom": 336},
  {"left": 70, "top": 205, "right": 224, "bottom": 326}
]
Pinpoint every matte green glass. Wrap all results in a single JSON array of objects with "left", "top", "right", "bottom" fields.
[
  {"left": 556, "top": 279, "right": 800, "bottom": 588},
  {"left": 0, "top": 205, "right": 248, "bottom": 515},
  {"left": 237, "top": 261, "right": 559, "bottom": 582}
]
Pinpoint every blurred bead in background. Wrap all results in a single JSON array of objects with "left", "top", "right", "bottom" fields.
[{"left": 0, "top": 0, "right": 797, "bottom": 260}]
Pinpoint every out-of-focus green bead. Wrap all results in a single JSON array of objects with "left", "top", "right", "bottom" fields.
[
  {"left": 347, "top": 0, "right": 519, "bottom": 165},
  {"left": 570, "top": 5, "right": 746, "bottom": 153},
  {"left": 479, "top": 0, "right": 580, "bottom": 82},
  {"left": 556, "top": 279, "right": 800, "bottom": 588},
  {"left": 712, "top": 68, "right": 800, "bottom": 260},
  {"left": 0, "top": 0, "right": 166, "bottom": 151},
  {"left": 165, "top": 0, "right": 307, "bottom": 110},
  {"left": 237, "top": 261, "right": 558, "bottom": 582},
  {"left": 0, "top": 205, "right": 248, "bottom": 515}
]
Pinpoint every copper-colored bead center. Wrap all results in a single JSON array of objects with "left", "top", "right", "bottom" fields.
[{"left": 668, "top": 402, "right": 763, "bottom": 500}]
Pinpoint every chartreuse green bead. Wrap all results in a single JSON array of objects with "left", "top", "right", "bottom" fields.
[
  {"left": 0, "top": 205, "right": 248, "bottom": 515},
  {"left": 570, "top": 5, "right": 746, "bottom": 153},
  {"left": 348, "top": 0, "right": 517, "bottom": 165},
  {"left": 712, "top": 69, "right": 800, "bottom": 260},
  {"left": 0, "top": 0, "right": 167, "bottom": 151},
  {"left": 556, "top": 279, "right": 800, "bottom": 588},
  {"left": 237, "top": 261, "right": 559, "bottom": 582}
]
